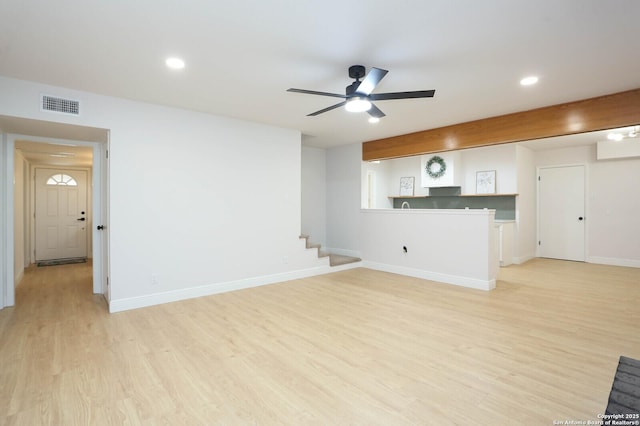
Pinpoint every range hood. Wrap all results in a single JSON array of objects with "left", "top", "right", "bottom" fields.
[{"left": 421, "top": 151, "right": 461, "bottom": 188}]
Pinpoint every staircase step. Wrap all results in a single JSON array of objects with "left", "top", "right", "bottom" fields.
[
  {"left": 299, "top": 235, "right": 319, "bottom": 249},
  {"left": 301, "top": 233, "right": 360, "bottom": 266},
  {"left": 329, "top": 254, "right": 361, "bottom": 267}
]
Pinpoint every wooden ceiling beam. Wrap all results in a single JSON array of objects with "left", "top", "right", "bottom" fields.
[{"left": 362, "top": 88, "right": 640, "bottom": 161}]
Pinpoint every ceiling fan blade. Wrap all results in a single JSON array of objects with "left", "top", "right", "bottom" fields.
[
  {"left": 369, "top": 90, "right": 435, "bottom": 101},
  {"left": 307, "top": 101, "right": 347, "bottom": 116},
  {"left": 287, "top": 88, "right": 346, "bottom": 98},
  {"left": 367, "top": 103, "right": 386, "bottom": 118},
  {"left": 355, "top": 67, "right": 389, "bottom": 96}
]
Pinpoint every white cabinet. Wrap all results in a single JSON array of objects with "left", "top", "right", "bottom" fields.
[{"left": 497, "top": 222, "right": 514, "bottom": 267}]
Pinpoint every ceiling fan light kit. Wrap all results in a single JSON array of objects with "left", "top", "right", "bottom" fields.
[
  {"left": 287, "top": 65, "right": 435, "bottom": 119},
  {"left": 345, "top": 97, "right": 372, "bottom": 112}
]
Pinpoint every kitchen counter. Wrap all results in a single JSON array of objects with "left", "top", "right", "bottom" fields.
[{"left": 360, "top": 208, "right": 498, "bottom": 290}]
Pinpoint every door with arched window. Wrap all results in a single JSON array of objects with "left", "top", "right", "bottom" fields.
[{"left": 34, "top": 168, "right": 88, "bottom": 261}]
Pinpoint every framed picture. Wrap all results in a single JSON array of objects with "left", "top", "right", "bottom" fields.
[
  {"left": 399, "top": 177, "right": 415, "bottom": 196},
  {"left": 476, "top": 170, "right": 496, "bottom": 194}
]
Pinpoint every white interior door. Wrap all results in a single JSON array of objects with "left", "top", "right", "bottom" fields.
[
  {"left": 538, "top": 165, "right": 585, "bottom": 261},
  {"left": 35, "top": 168, "right": 88, "bottom": 261}
]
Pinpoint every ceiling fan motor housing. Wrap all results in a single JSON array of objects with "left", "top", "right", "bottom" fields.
[
  {"left": 348, "top": 65, "right": 366, "bottom": 80},
  {"left": 346, "top": 65, "right": 366, "bottom": 97},
  {"left": 346, "top": 81, "right": 361, "bottom": 97}
]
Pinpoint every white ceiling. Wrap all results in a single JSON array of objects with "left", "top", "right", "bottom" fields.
[
  {"left": 1, "top": 0, "right": 639, "bottom": 151},
  {"left": 15, "top": 140, "right": 93, "bottom": 168},
  {"left": 0, "top": 115, "right": 104, "bottom": 167}
]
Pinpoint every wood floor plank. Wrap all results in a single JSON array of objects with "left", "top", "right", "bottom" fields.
[{"left": 0, "top": 259, "right": 638, "bottom": 424}]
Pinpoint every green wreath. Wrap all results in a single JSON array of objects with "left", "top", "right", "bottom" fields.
[{"left": 425, "top": 155, "right": 447, "bottom": 179}]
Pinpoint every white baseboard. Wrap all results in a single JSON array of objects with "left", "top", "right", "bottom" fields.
[
  {"left": 587, "top": 256, "right": 640, "bottom": 268},
  {"left": 109, "top": 262, "right": 362, "bottom": 313},
  {"left": 512, "top": 253, "right": 536, "bottom": 265},
  {"left": 323, "top": 247, "right": 362, "bottom": 258},
  {"left": 362, "top": 261, "right": 495, "bottom": 291}
]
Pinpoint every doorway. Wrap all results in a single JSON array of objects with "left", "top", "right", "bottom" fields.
[
  {"left": 0, "top": 116, "right": 109, "bottom": 309},
  {"left": 366, "top": 170, "right": 376, "bottom": 209},
  {"left": 537, "top": 164, "right": 586, "bottom": 261}
]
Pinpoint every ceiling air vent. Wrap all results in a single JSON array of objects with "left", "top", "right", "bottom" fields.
[{"left": 40, "top": 94, "right": 80, "bottom": 116}]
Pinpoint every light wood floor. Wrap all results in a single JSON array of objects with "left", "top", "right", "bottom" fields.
[{"left": 1, "top": 259, "right": 638, "bottom": 425}]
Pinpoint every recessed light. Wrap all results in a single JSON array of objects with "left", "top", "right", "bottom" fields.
[
  {"left": 368, "top": 117, "right": 380, "bottom": 124},
  {"left": 520, "top": 76, "right": 539, "bottom": 86},
  {"left": 607, "top": 132, "right": 623, "bottom": 141},
  {"left": 165, "top": 57, "right": 185, "bottom": 70}
]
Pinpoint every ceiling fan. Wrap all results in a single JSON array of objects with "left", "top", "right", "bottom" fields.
[{"left": 287, "top": 65, "right": 435, "bottom": 119}]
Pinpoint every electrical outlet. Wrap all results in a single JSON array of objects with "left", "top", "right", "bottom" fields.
[{"left": 151, "top": 274, "right": 159, "bottom": 285}]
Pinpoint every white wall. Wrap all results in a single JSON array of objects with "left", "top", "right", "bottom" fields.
[
  {"left": 326, "top": 143, "right": 361, "bottom": 257},
  {"left": 588, "top": 156, "right": 640, "bottom": 265},
  {"left": 13, "top": 149, "right": 25, "bottom": 285},
  {"left": 460, "top": 144, "right": 517, "bottom": 194},
  {"left": 301, "top": 146, "right": 326, "bottom": 247},
  {"left": 0, "top": 132, "right": 6, "bottom": 309},
  {"left": 0, "top": 76, "right": 327, "bottom": 311},
  {"left": 535, "top": 144, "right": 640, "bottom": 266},
  {"left": 388, "top": 156, "right": 429, "bottom": 196},
  {"left": 361, "top": 209, "right": 498, "bottom": 290},
  {"left": 515, "top": 145, "right": 536, "bottom": 263}
]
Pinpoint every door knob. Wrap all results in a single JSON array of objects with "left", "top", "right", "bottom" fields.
[
  {"left": 578, "top": 217, "right": 584, "bottom": 221},
  {"left": 97, "top": 225, "right": 104, "bottom": 230},
  {"left": 77, "top": 217, "right": 86, "bottom": 221}
]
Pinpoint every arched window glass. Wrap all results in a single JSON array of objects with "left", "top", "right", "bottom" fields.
[{"left": 46, "top": 173, "right": 78, "bottom": 186}]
